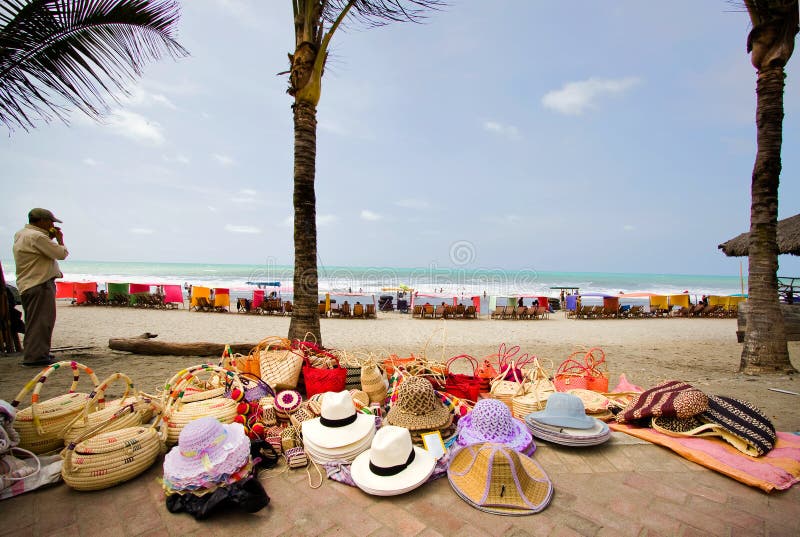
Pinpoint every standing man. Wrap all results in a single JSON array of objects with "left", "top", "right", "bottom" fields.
[{"left": 13, "top": 208, "right": 69, "bottom": 366}]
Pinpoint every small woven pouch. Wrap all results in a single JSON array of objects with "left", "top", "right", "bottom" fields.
[
  {"left": 281, "top": 425, "right": 299, "bottom": 451},
  {"left": 284, "top": 446, "right": 308, "bottom": 469}
]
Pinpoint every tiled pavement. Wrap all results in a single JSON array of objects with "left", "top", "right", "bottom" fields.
[{"left": 1, "top": 433, "right": 798, "bottom": 537}]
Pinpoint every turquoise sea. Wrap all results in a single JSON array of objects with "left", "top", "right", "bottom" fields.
[{"left": 1, "top": 259, "right": 747, "bottom": 299}]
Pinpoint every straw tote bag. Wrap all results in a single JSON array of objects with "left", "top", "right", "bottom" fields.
[
  {"left": 511, "top": 359, "right": 556, "bottom": 419},
  {"left": 254, "top": 336, "right": 303, "bottom": 390},
  {"left": 582, "top": 347, "right": 609, "bottom": 392},
  {"left": 61, "top": 406, "right": 165, "bottom": 491},
  {"left": 301, "top": 356, "right": 346, "bottom": 398},
  {"left": 489, "top": 362, "right": 523, "bottom": 411},
  {"left": 11, "top": 361, "right": 100, "bottom": 454},
  {"left": 554, "top": 356, "right": 589, "bottom": 392},
  {"left": 61, "top": 372, "right": 154, "bottom": 446},
  {"left": 161, "top": 364, "right": 240, "bottom": 445},
  {"left": 444, "top": 354, "right": 483, "bottom": 403}
]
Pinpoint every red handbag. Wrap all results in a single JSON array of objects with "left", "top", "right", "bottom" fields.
[
  {"left": 301, "top": 356, "right": 346, "bottom": 398},
  {"left": 445, "top": 354, "right": 483, "bottom": 402}
]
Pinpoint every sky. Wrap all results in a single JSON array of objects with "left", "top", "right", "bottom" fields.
[{"left": 1, "top": 0, "right": 799, "bottom": 278}]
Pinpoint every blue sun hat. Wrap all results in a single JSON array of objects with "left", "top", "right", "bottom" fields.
[{"left": 526, "top": 392, "right": 595, "bottom": 429}]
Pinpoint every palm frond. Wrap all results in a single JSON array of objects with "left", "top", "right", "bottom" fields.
[
  {"left": 321, "top": 0, "right": 448, "bottom": 29},
  {"left": 0, "top": 0, "right": 189, "bottom": 132}
]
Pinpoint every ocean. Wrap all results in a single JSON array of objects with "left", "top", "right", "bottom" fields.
[{"left": 1, "top": 259, "right": 747, "bottom": 300}]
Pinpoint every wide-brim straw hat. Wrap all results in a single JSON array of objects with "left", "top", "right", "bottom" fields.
[
  {"left": 385, "top": 377, "right": 451, "bottom": 432},
  {"left": 524, "top": 416, "right": 610, "bottom": 446},
  {"left": 304, "top": 427, "right": 375, "bottom": 463},
  {"left": 447, "top": 443, "right": 553, "bottom": 515},
  {"left": 526, "top": 392, "right": 595, "bottom": 429},
  {"left": 302, "top": 391, "right": 376, "bottom": 449},
  {"left": 163, "top": 417, "right": 250, "bottom": 487},
  {"left": 351, "top": 425, "right": 436, "bottom": 496},
  {"left": 456, "top": 399, "right": 533, "bottom": 453}
]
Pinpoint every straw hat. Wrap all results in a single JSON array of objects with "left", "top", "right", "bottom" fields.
[
  {"left": 163, "top": 417, "right": 251, "bottom": 491},
  {"left": 447, "top": 443, "right": 553, "bottom": 515},
  {"left": 526, "top": 392, "right": 595, "bottom": 429},
  {"left": 455, "top": 399, "right": 533, "bottom": 453},
  {"left": 360, "top": 363, "right": 387, "bottom": 404},
  {"left": 301, "top": 391, "right": 376, "bottom": 450},
  {"left": 385, "top": 377, "right": 451, "bottom": 432},
  {"left": 566, "top": 389, "right": 610, "bottom": 414},
  {"left": 351, "top": 425, "right": 436, "bottom": 496}
]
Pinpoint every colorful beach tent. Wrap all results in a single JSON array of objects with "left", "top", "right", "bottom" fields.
[
  {"left": 163, "top": 285, "right": 184, "bottom": 307},
  {"left": 412, "top": 292, "right": 480, "bottom": 314}
]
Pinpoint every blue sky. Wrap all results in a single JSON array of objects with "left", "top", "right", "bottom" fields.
[{"left": 2, "top": 0, "right": 799, "bottom": 278}]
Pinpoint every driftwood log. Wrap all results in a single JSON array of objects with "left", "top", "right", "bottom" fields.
[{"left": 108, "top": 333, "right": 256, "bottom": 356}]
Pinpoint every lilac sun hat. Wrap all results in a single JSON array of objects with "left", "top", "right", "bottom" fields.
[
  {"left": 456, "top": 399, "right": 534, "bottom": 454},
  {"left": 163, "top": 416, "right": 251, "bottom": 489}
]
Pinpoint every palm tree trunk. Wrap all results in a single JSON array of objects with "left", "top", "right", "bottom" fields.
[
  {"left": 740, "top": 65, "right": 795, "bottom": 374},
  {"left": 288, "top": 100, "right": 322, "bottom": 344}
]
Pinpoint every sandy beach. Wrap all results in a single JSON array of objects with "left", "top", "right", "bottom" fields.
[{"left": 2, "top": 302, "right": 799, "bottom": 431}]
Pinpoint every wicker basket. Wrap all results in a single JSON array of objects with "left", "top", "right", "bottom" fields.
[
  {"left": 511, "top": 359, "right": 555, "bottom": 419},
  {"left": 488, "top": 363, "right": 523, "bottom": 411},
  {"left": 61, "top": 372, "right": 154, "bottom": 445},
  {"left": 61, "top": 408, "right": 165, "bottom": 492},
  {"left": 161, "top": 364, "right": 240, "bottom": 445},
  {"left": 11, "top": 361, "right": 100, "bottom": 454},
  {"left": 254, "top": 337, "right": 303, "bottom": 390}
]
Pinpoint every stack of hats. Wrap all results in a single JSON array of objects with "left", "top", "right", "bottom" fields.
[
  {"left": 385, "top": 377, "right": 454, "bottom": 444},
  {"left": 302, "top": 391, "right": 376, "bottom": 463},
  {"left": 447, "top": 443, "right": 553, "bottom": 515},
  {"left": 455, "top": 399, "right": 535, "bottom": 455},
  {"left": 162, "top": 416, "right": 252, "bottom": 495},
  {"left": 524, "top": 393, "right": 610, "bottom": 446},
  {"left": 351, "top": 425, "right": 436, "bottom": 496}
]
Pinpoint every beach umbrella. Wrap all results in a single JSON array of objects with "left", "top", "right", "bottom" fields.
[{"left": 718, "top": 214, "right": 800, "bottom": 257}]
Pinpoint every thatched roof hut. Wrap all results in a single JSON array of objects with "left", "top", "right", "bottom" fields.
[{"left": 718, "top": 214, "right": 800, "bottom": 256}]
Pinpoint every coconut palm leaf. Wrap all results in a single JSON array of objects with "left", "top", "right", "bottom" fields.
[{"left": 0, "top": 0, "right": 188, "bottom": 131}]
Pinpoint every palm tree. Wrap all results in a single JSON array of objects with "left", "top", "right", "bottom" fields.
[
  {"left": 286, "top": 0, "right": 445, "bottom": 344},
  {"left": 739, "top": 0, "right": 798, "bottom": 374},
  {"left": 0, "top": 0, "right": 188, "bottom": 132}
]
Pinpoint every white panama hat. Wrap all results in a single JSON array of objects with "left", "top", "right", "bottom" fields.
[
  {"left": 351, "top": 425, "right": 436, "bottom": 496},
  {"left": 301, "top": 391, "right": 375, "bottom": 449}
]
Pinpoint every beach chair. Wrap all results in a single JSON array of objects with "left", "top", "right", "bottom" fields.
[
  {"left": 412, "top": 305, "right": 423, "bottom": 318},
  {"left": 464, "top": 305, "right": 477, "bottom": 318},
  {"left": 352, "top": 303, "right": 365, "bottom": 318},
  {"left": 163, "top": 285, "right": 184, "bottom": 308},
  {"left": 423, "top": 304, "right": 434, "bottom": 319},
  {"left": 433, "top": 305, "right": 446, "bottom": 319},
  {"left": 107, "top": 282, "right": 131, "bottom": 307},
  {"left": 211, "top": 288, "right": 230, "bottom": 312},
  {"left": 490, "top": 306, "right": 504, "bottom": 319},
  {"left": 366, "top": 304, "right": 376, "bottom": 318},
  {"left": 283, "top": 300, "right": 293, "bottom": 315},
  {"left": 318, "top": 303, "right": 328, "bottom": 317},
  {"left": 500, "top": 306, "right": 515, "bottom": 320},
  {"left": 190, "top": 286, "right": 212, "bottom": 311},
  {"left": 514, "top": 306, "right": 528, "bottom": 320},
  {"left": 340, "top": 302, "right": 352, "bottom": 318}
]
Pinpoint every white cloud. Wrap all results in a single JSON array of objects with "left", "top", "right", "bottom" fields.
[
  {"left": 208, "top": 205, "right": 218, "bottom": 212},
  {"left": 213, "top": 154, "right": 235, "bottom": 166},
  {"left": 395, "top": 198, "right": 430, "bottom": 210},
  {"left": 225, "top": 224, "right": 261, "bottom": 234},
  {"left": 623, "top": 224, "right": 636, "bottom": 231},
  {"left": 230, "top": 189, "right": 258, "bottom": 203},
  {"left": 318, "top": 214, "right": 338, "bottom": 226},
  {"left": 83, "top": 158, "right": 98, "bottom": 166},
  {"left": 120, "top": 86, "right": 177, "bottom": 109},
  {"left": 360, "top": 210, "right": 382, "bottom": 221},
  {"left": 542, "top": 77, "right": 641, "bottom": 115},
  {"left": 130, "top": 227, "right": 154, "bottom": 234},
  {"left": 104, "top": 110, "right": 165, "bottom": 145},
  {"left": 483, "top": 121, "right": 520, "bottom": 140},
  {"left": 240, "top": 189, "right": 257, "bottom": 196}
]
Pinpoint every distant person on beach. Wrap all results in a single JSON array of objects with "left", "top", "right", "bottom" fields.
[
  {"left": 533, "top": 299, "right": 539, "bottom": 307},
  {"left": 12, "top": 208, "right": 68, "bottom": 367},
  {"left": 517, "top": 297, "right": 523, "bottom": 307}
]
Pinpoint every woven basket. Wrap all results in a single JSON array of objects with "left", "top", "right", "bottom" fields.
[
  {"left": 61, "top": 372, "right": 154, "bottom": 446},
  {"left": 12, "top": 361, "right": 100, "bottom": 454},
  {"left": 554, "top": 356, "right": 589, "bottom": 392},
  {"left": 61, "top": 410, "right": 165, "bottom": 492},
  {"left": 511, "top": 359, "right": 555, "bottom": 418},
  {"left": 489, "top": 362, "right": 523, "bottom": 411},
  {"left": 161, "top": 364, "right": 240, "bottom": 445},
  {"left": 254, "top": 337, "right": 303, "bottom": 390}
]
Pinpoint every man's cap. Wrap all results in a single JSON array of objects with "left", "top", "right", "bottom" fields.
[{"left": 28, "top": 208, "right": 62, "bottom": 223}]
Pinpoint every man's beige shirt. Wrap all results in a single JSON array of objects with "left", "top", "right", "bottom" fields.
[{"left": 13, "top": 224, "right": 69, "bottom": 293}]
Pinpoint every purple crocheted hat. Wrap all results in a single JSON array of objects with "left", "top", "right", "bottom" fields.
[{"left": 455, "top": 399, "right": 533, "bottom": 453}]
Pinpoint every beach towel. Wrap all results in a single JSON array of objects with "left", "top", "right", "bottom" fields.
[{"left": 610, "top": 423, "right": 800, "bottom": 493}]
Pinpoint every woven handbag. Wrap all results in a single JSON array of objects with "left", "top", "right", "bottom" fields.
[
  {"left": 511, "top": 359, "right": 556, "bottom": 418},
  {"left": 489, "top": 362, "right": 523, "bottom": 411},
  {"left": 61, "top": 406, "right": 165, "bottom": 491},
  {"left": 61, "top": 372, "right": 154, "bottom": 446},
  {"left": 444, "top": 354, "right": 482, "bottom": 403},
  {"left": 583, "top": 348, "right": 609, "bottom": 392},
  {"left": 161, "top": 364, "right": 240, "bottom": 445},
  {"left": 11, "top": 361, "right": 100, "bottom": 454},
  {"left": 554, "top": 356, "right": 589, "bottom": 392},
  {"left": 254, "top": 337, "right": 303, "bottom": 390},
  {"left": 301, "top": 356, "right": 346, "bottom": 398}
]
